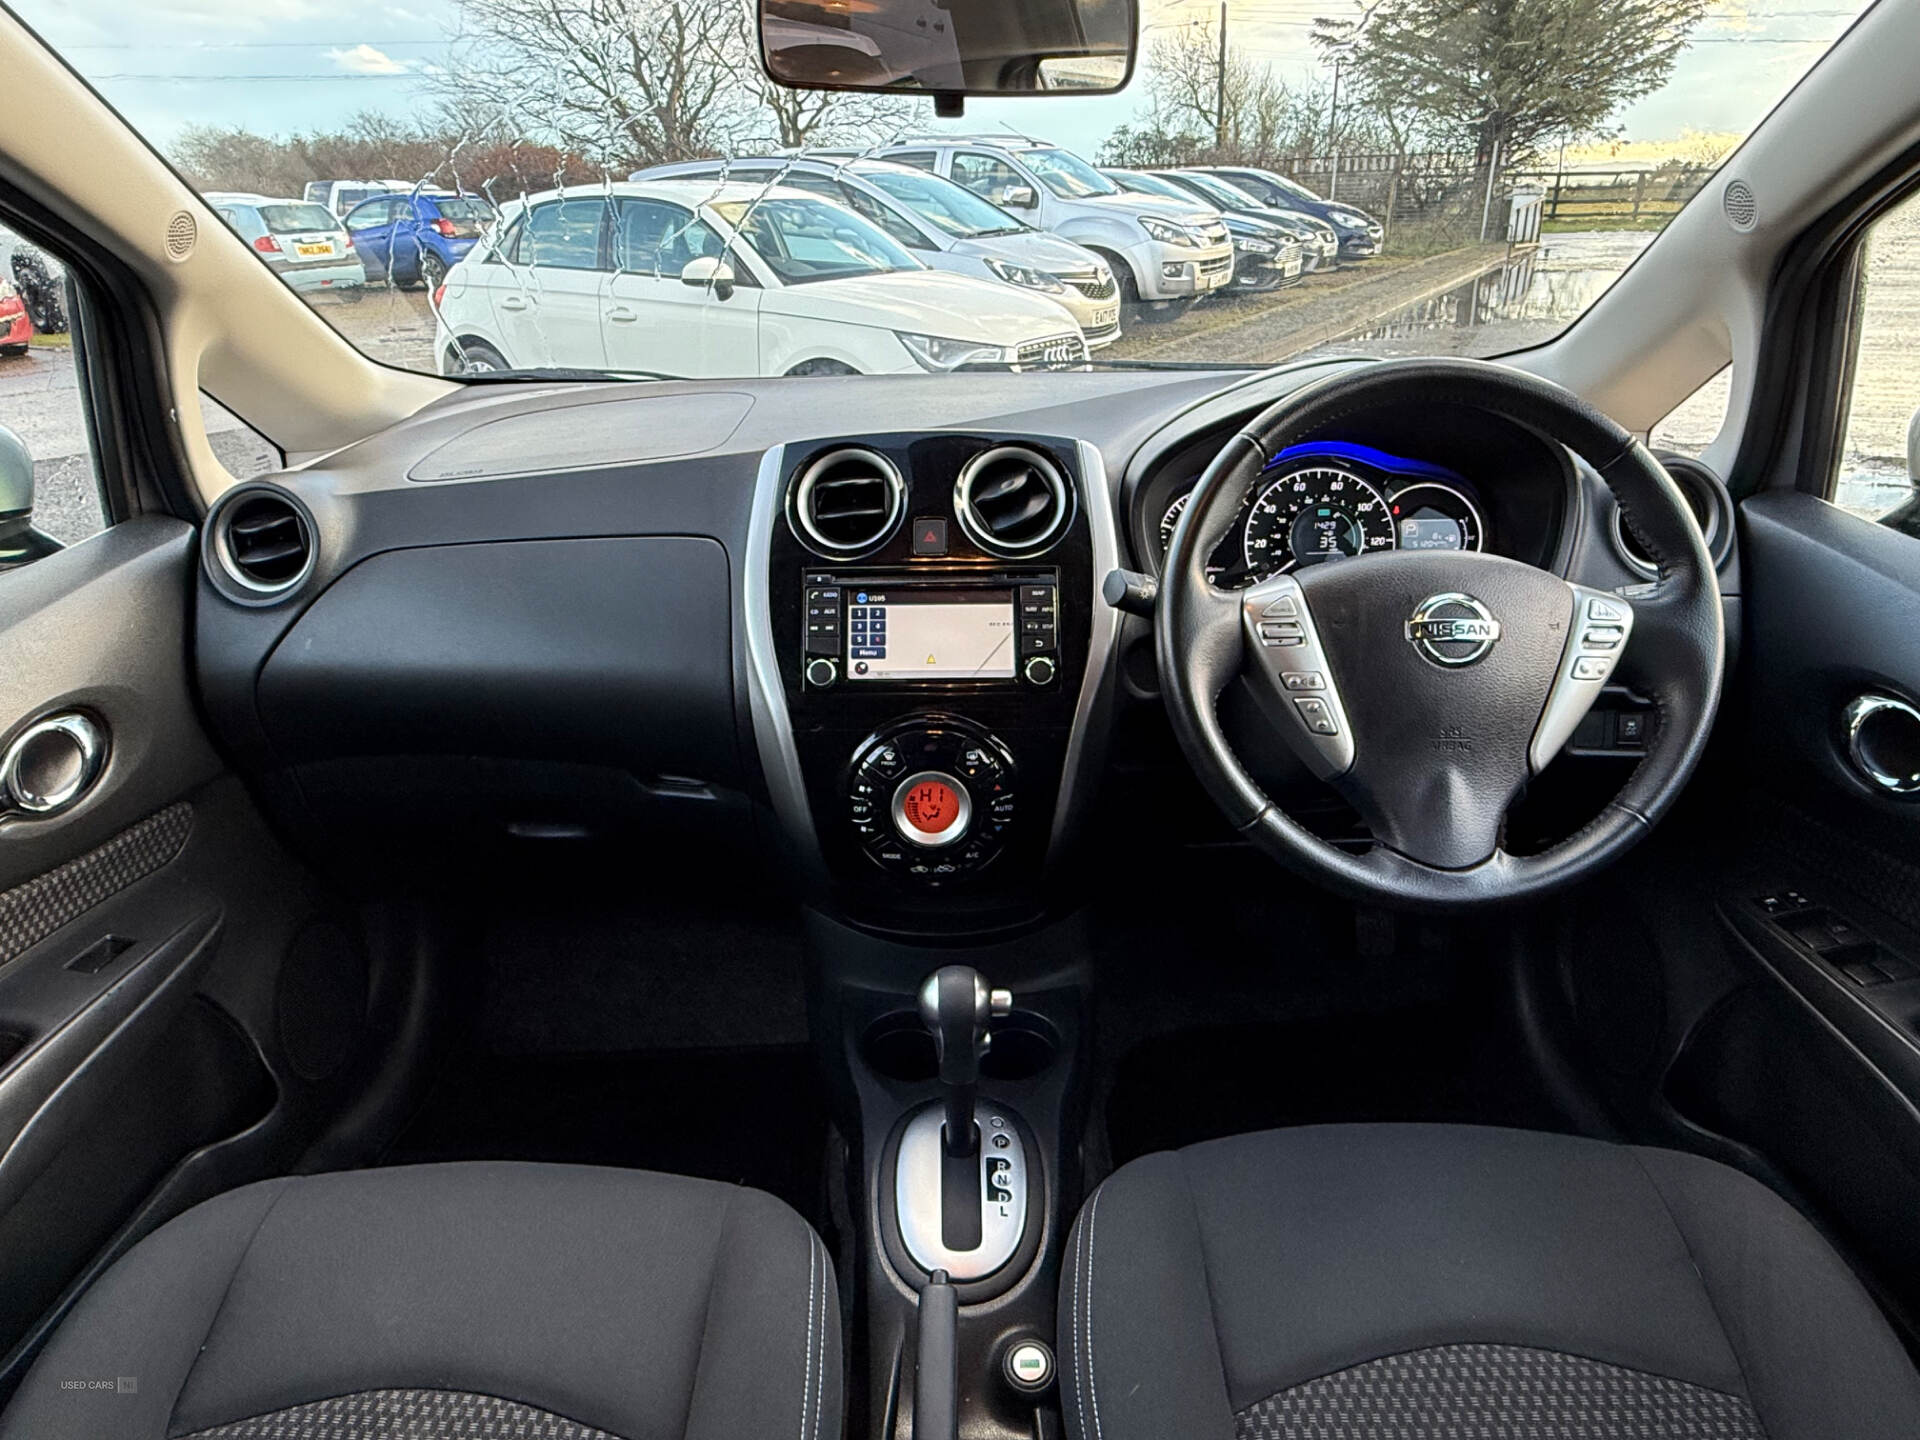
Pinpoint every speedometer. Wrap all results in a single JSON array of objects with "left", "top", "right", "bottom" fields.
[{"left": 1243, "top": 465, "right": 1396, "bottom": 575}]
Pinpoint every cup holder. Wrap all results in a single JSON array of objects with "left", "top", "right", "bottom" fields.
[
  {"left": 860, "top": 1009, "right": 1062, "bottom": 1083},
  {"left": 864, "top": 1013, "right": 938, "bottom": 1082}
]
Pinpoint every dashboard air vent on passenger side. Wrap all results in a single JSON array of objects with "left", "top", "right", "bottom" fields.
[
  {"left": 208, "top": 486, "right": 316, "bottom": 600},
  {"left": 789, "top": 448, "right": 906, "bottom": 556},
  {"left": 954, "top": 446, "right": 1073, "bottom": 557}
]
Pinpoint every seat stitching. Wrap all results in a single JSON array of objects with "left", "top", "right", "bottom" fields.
[
  {"left": 1070, "top": 1206, "right": 1090, "bottom": 1440},
  {"left": 1625, "top": 1148, "right": 1774, "bottom": 1439},
  {"left": 1076, "top": 1194, "right": 1097, "bottom": 1440},
  {"left": 1085, "top": 1186, "right": 1107, "bottom": 1440},
  {"left": 811, "top": 1230, "right": 827, "bottom": 1440},
  {"left": 798, "top": 1228, "right": 817, "bottom": 1440},
  {"left": 166, "top": 1180, "right": 293, "bottom": 1439}
]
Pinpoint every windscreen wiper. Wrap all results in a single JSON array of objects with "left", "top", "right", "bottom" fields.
[{"left": 456, "top": 365, "right": 677, "bottom": 383}]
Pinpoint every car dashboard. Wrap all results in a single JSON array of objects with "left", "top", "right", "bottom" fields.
[{"left": 191, "top": 359, "right": 1735, "bottom": 936}]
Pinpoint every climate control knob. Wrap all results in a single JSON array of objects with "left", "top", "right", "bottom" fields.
[
  {"left": 848, "top": 718, "right": 1017, "bottom": 883},
  {"left": 892, "top": 771, "right": 971, "bottom": 848}
]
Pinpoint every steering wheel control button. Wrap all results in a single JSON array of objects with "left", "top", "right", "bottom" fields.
[
  {"left": 1293, "top": 697, "right": 1340, "bottom": 735},
  {"left": 1239, "top": 573, "right": 1356, "bottom": 778},
  {"left": 1530, "top": 584, "right": 1639, "bottom": 771},
  {"left": 1404, "top": 592, "right": 1502, "bottom": 667},
  {"left": 1004, "top": 1340, "right": 1055, "bottom": 1395}
]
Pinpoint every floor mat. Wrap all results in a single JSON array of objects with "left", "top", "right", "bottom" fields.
[
  {"left": 1106, "top": 1005, "right": 1570, "bottom": 1166},
  {"left": 382, "top": 1045, "right": 829, "bottom": 1227}
]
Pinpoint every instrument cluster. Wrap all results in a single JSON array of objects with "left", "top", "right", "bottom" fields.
[{"left": 1154, "top": 443, "right": 1489, "bottom": 589}]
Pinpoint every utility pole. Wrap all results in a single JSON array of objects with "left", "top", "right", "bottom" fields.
[
  {"left": 1215, "top": 2, "right": 1228, "bottom": 154},
  {"left": 1325, "top": 53, "right": 1343, "bottom": 199}
]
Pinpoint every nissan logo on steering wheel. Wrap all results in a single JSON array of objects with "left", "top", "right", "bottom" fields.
[{"left": 1405, "top": 592, "right": 1502, "bottom": 667}]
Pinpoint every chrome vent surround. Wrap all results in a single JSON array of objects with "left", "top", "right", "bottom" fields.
[
  {"left": 165, "top": 210, "right": 197, "bottom": 262},
  {"left": 954, "top": 445, "right": 1074, "bottom": 557},
  {"left": 1612, "top": 455, "right": 1734, "bottom": 579},
  {"left": 1723, "top": 179, "right": 1758, "bottom": 233},
  {"left": 207, "top": 485, "right": 315, "bottom": 600},
  {"left": 788, "top": 447, "right": 905, "bottom": 556}
]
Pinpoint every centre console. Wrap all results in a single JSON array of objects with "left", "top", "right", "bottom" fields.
[{"left": 747, "top": 432, "right": 1119, "bottom": 927}]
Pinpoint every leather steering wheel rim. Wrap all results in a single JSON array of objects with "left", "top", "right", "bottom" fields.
[{"left": 1156, "top": 357, "right": 1726, "bottom": 912}]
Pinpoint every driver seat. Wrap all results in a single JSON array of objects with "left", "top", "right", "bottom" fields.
[{"left": 1059, "top": 1124, "right": 1920, "bottom": 1440}]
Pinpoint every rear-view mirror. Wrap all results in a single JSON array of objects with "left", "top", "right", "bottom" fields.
[{"left": 759, "top": 0, "right": 1135, "bottom": 98}]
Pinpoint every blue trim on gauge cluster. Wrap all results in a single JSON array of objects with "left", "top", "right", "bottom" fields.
[{"left": 1267, "top": 442, "right": 1463, "bottom": 482}]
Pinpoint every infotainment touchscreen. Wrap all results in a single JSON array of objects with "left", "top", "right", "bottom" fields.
[{"left": 846, "top": 587, "right": 1017, "bottom": 681}]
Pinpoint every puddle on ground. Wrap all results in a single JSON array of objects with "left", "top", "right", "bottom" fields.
[{"left": 1303, "top": 232, "right": 1657, "bottom": 362}]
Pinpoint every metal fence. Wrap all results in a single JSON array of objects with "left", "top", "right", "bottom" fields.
[{"left": 1256, "top": 154, "right": 1714, "bottom": 247}]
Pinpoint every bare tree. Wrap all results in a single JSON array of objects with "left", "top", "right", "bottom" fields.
[{"left": 437, "top": 0, "right": 755, "bottom": 171}]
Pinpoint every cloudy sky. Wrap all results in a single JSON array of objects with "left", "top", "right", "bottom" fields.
[{"left": 8, "top": 0, "right": 1871, "bottom": 162}]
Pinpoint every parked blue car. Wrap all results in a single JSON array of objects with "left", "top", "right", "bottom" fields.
[
  {"left": 1190, "top": 167, "right": 1385, "bottom": 259},
  {"left": 341, "top": 191, "right": 495, "bottom": 289}
]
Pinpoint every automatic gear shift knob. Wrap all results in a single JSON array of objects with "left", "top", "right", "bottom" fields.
[{"left": 917, "top": 966, "right": 1012, "bottom": 1156}]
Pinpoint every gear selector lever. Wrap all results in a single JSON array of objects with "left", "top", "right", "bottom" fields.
[{"left": 918, "top": 966, "right": 1012, "bottom": 1159}]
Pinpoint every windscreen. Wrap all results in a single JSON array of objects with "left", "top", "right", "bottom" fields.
[{"left": 15, "top": 0, "right": 1872, "bottom": 383}]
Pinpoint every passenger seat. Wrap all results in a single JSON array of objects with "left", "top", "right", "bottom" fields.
[{"left": 0, "top": 1162, "right": 840, "bottom": 1440}]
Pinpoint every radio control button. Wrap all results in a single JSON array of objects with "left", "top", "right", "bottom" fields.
[
  {"left": 804, "top": 657, "right": 838, "bottom": 688},
  {"left": 1023, "top": 655, "right": 1057, "bottom": 685}
]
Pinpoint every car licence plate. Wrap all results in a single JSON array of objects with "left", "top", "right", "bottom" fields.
[
  {"left": 1092, "top": 306, "right": 1118, "bottom": 328},
  {"left": 296, "top": 243, "right": 331, "bottom": 257}
]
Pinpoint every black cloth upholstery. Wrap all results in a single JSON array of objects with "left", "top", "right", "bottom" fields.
[
  {"left": 1060, "top": 1124, "right": 1920, "bottom": 1440},
  {"left": 0, "top": 1161, "right": 841, "bottom": 1440}
]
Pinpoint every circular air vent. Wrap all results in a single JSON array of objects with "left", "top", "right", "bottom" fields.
[
  {"left": 1723, "top": 179, "right": 1758, "bottom": 233},
  {"left": 954, "top": 446, "right": 1073, "bottom": 557},
  {"left": 206, "top": 485, "right": 316, "bottom": 601},
  {"left": 1611, "top": 455, "right": 1734, "bottom": 579},
  {"left": 165, "top": 210, "right": 197, "bottom": 262},
  {"left": 788, "top": 448, "right": 905, "bottom": 556}
]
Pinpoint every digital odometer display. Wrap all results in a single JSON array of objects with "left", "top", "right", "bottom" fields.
[
  {"left": 1243, "top": 465, "right": 1396, "bottom": 576},
  {"left": 846, "top": 587, "right": 1016, "bottom": 681}
]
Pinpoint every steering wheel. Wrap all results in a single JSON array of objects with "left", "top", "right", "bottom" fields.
[{"left": 1158, "top": 358, "right": 1725, "bottom": 911}]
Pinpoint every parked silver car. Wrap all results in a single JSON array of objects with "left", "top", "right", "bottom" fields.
[
  {"left": 636, "top": 158, "right": 1123, "bottom": 348},
  {"left": 203, "top": 194, "right": 366, "bottom": 299}
]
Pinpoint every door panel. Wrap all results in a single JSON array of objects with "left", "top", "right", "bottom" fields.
[{"left": 0, "top": 518, "right": 397, "bottom": 1392}]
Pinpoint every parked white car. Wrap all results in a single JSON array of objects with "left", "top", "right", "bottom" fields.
[
  {"left": 635, "top": 158, "right": 1123, "bottom": 348},
  {"left": 432, "top": 181, "right": 1090, "bottom": 379},
  {"left": 855, "top": 136, "right": 1236, "bottom": 318}
]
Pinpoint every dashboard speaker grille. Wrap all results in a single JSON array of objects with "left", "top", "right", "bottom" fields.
[
  {"left": 954, "top": 445, "right": 1072, "bottom": 557},
  {"left": 789, "top": 448, "right": 905, "bottom": 555},
  {"left": 211, "top": 487, "right": 315, "bottom": 598},
  {"left": 165, "top": 210, "right": 197, "bottom": 262},
  {"left": 1723, "top": 179, "right": 1758, "bottom": 233}
]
